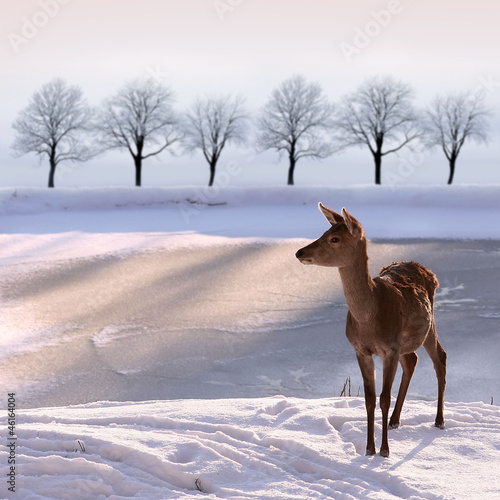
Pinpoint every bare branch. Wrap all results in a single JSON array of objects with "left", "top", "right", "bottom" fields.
[
  {"left": 256, "top": 74, "right": 337, "bottom": 184},
  {"left": 11, "top": 78, "right": 96, "bottom": 187},
  {"left": 182, "top": 94, "right": 248, "bottom": 185},
  {"left": 96, "top": 78, "right": 181, "bottom": 158},
  {"left": 95, "top": 78, "right": 182, "bottom": 186},
  {"left": 333, "top": 76, "right": 422, "bottom": 184},
  {"left": 423, "top": 90, "right": 491, "bottom": 183},
  {"left": 423, "top": 91, "right": 490, "bottom": 152}
]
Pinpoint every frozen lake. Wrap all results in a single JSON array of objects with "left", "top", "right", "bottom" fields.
[{"left": 3, "top": 238, "right": 499, "bottom": 409}]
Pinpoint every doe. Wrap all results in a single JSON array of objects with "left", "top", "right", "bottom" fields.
[{"left": 295, "top": 204, "right": 447, "bottom": 457}]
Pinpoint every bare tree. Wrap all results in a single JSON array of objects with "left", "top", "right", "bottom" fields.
[
  {"left": 97, "top": 78, "right": 181, "bottom": 187},
  {"left": 335, "top": 76, "right": 421, "bottom": 185},
  {"left": 11, "top": 78, "right": 95, "bottom": 188},
  {"left": 183, "top": 94, "right": 247, "bottom": 186},
  {"left": 424, "top": 91, "right": 490, "bottom": 184},
  {"left": 256, "top": 75, "right": 336, "bottom": 185}
]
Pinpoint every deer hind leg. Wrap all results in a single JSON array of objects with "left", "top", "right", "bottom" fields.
[
  {"left": 389, "top": 352, "right": 418, "bottom": 429},
  {"left": 424, "top": 321, "right": 447, "bottom": 428},
  {"left": 356, "top": 353, "right": 376, "bottom": 456},
  {"left": 379, "top": 353, "right": 399, "bottom": 458}
]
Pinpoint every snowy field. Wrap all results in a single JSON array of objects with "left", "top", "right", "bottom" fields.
[
  {"left": 5, "top": 398, "right": 500, "bottom": 499},
  {"left": 1, "top": 185, "right": 500, "bottom": 499}
]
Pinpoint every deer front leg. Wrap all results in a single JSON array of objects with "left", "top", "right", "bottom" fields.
[
  {"left": 356, "top": 353, "right": 376, "bottom": 456},
  {"left": 380, "top": 353, "right": 399, "bottom": 458},
  {"left": 389, "top": 352, "right": 418, "bottom": 429}
]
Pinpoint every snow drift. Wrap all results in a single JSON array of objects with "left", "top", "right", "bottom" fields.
[
  {"left": 1, "top": 184, "right": 499, "bottom": 215},
  {"left": 4, "top": 397, "right": 499, "bottom": 499}
]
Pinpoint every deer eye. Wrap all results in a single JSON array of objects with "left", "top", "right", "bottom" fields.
[{"left": 330, "top": 237, "right": 340, "bottom": 243}]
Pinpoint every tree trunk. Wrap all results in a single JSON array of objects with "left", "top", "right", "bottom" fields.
[
  {"left": 447, "top": 157, "right": 456, "bottom": 185},
  {"left": 48, "top": 159, "right": 56, "bottom": 188},
  {"left": 208, "top": 160, "right": 216, "bottom": 187},
  {"left": 374, "top": 152, "right": 382, "bottom": 185},
  {"left": 134, "top": 156, "right": 142, "bottom": 187},
  {"left": 287, "top": 156, "right": 296, "bottom": 186}
]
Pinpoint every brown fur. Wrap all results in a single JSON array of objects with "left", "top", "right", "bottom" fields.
[
  {"left": 379, "top": 261, "right": 439, "bottom": 304},
  {"left": 296, "top": 204, "right": 446, "bottom": 458}
]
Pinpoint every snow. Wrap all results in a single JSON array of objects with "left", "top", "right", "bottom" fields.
[
  {"left": 0, "top": 185, "right": 499, "bottom": 269},
  {"left": 3, "top": 398, "right": 500, "bottom": 499},
  {"left": 1, "top": 184, "right": 500, "bottom": 499}
]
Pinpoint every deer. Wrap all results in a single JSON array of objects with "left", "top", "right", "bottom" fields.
[{"left": 295, "top": 204, "right": 447, "bottom": 458}]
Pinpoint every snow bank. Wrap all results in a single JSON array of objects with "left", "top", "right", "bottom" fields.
[
  {"left": 1, "top": 184, "right": 500, "bottom": 214},
  {"left": 3, "top": 397, "right": 499, "bottom": 499},
  {"left": 0, "top": 185, "right": 499, "bottom": 271}
]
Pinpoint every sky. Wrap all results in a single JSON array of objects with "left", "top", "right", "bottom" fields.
[{"left": 1, "top": 0, "right": 499, "bottom": 188}]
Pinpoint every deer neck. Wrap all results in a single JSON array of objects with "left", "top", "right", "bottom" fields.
[{"left": 337, "top": 247, "right": 376, "bottom": 324}]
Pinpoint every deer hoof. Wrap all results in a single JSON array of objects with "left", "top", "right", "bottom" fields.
[
  {"left": 380, "top": 448, "right": 390, "bottom": 458},
  {"left": 365, "top": 448, "right": 376, "bottom": 456},
  {"left": 435, "top": 421, "right": 445, "bottom": 430},
  {"left": 389, "top": 421, "right": 400, "bottom": 429}
]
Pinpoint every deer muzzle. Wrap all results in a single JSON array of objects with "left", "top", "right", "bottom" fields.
[{"left": 295, "top": 248, "right": 315, "bottom": 265}]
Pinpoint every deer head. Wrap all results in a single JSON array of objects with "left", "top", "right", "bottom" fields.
[{"left": 295, "top": 204, "right": 365, "bottom": 268}]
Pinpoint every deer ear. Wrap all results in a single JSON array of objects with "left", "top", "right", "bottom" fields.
[
  {"left": 318, "top": 203, "right": 343, "bottom": 225},
  {"left": 341, "top": 207, "right": 360, "bottom": 235}
]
